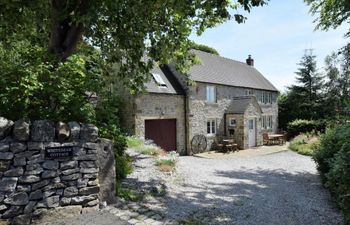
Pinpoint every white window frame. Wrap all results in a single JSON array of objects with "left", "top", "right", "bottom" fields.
[
  {"left": 268, "top": 92, "right": 272, "bottom": 103},
  {"left": 152, "top": 73, "right": 167, "bottom": 87},
  {"left": 262, "top": 115, "right": 273, "bottom": 129},
  {"left": 207, "top": 119, "right": 216, "bottom": 136},
  {"left": 229, "top": 118, "right": 237, "bottom": 126},
  {"left": 261, "top": 91, "right": 272, "bottom": 104},
  {"left": 260, "top": 91, "right": 265, "bottom": 103},
  {"left": 206, "top": 85, "right": 216, "bottom": 103},
  {"left": 267, "top": 115, "right": 273, "bottom": 129}
]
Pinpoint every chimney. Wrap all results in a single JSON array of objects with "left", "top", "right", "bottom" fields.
[{"left": 246, "top": 55, "right": 254, "bottom": 66}]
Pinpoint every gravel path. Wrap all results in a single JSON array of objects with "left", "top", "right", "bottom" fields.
[
  {"left": 51, "top": 147, "right": 343, "bottom": 225},
  {"left": 119, "top": 147, "right": 343, "bottom": 225},
  {"left": 159, "top": 149, "right": 343, "bottom": 225}
]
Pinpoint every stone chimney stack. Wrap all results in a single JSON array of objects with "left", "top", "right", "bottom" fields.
[{"left": 246, "top": 55, "right": 254, "bottom": 66}]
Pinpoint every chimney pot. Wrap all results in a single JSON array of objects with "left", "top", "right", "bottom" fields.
[{"left": 246, "top": 55, "right": 254, "bottom": 66}]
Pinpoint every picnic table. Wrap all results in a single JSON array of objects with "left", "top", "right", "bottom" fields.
[
  {"left": 264, "top": 133, "right": 285, "bottom": 145},
  {"left": 221, "top": 139, "right": 238, "bottom": 152}
]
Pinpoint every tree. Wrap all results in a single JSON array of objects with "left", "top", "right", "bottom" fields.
[
  {"left": 291, "top": 50, "right": 324, "bottom": 119},
  {"left": 0, "top": 0, "right": 267, "bottom": 90},
  {"left": 189, "top": 42, "right": 220, "bottom": 55},
  {"left": 323, "top": 43, "right": 350, "bottom": 120},
  {"left": 305, "top": 0, "right": 350, "bottom": 37},
  {"left": 323, "top": 53, "right": 341, "bottom": 119},
  {"left": 278, "top": 50, "right": 324, "bottom": 128}
]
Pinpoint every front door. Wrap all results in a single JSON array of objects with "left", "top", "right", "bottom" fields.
[{"left": 248, "top": 119, "right": 256, "bottom": 148}]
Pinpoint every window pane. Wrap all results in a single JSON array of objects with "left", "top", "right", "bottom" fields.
[
  {"left": 207, "top": 121, "right": 211, "bottom": 134},
  {"left": 212, "top": 120, "right": 215, "bottom": 134},
  {"left": 207, "top": 86, "right": 215, "bottom": 102}
]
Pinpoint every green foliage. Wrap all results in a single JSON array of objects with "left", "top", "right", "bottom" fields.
[
  {"left": 325, "top": 142, "right": 350, "bottom": 223},
  {"left": 189, "top": 42, "right": 219, "bottom": 55},
  {"left": 155, "top": 159, "right": 176, "bottom": 167},
  {"left": 0, "top": 0, "right": 268, "bottom": 92},
  {"left": 138, "top": 146, "right": 162, "bottom": 156},
  {"left": 279, "top": 50, "right": 325, "bottom": 130},
  {"left": 126, "top": 136, "right": 144, "bottom": 149},
  {"left": 287, "top": 119, "right": 326, "bottom": 138},
  {"left": 115, "top": 184, "right": 144, "bottom": 202},
  {"left": 313, "top": 124, "right": 350, "bottom": 223},
  {"left": 0, "top": 39, "right": 100, "bottom": 122},
  {"left": 289, "top": 133, "right": 320, "bottom": 156},
  {"left": 305, "top": 0, "right": 350, "bottom": 37},
  {"left": 313, "top": 125, "right": 350, "bottom": 182}
]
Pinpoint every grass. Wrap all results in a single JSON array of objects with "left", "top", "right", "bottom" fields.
[
  {"left": 126, "top": 136, "right": 144, "bottom": 148},
  {"left": 155, "top": 159, "right": 176, "bottom": 172},
  {"left": 116, "top": 184, "right": 145, "bottom": 202},
  {"left": 289, "top": 133, "right": 320, "bottom": 156},
  {"left": 127, "top": 136, "right": 163, "bottom": 156},
  {"left": 137, "top": 146, "right": 162, "bottom": 156}
]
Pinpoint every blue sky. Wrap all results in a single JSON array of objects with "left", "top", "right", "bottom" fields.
[{"left": 190, "top": 0, "right": 348, "bottom": 92}]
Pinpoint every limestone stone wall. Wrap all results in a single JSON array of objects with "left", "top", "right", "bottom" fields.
[
  {"left": 243, "top": 103, "right": 263, "bottom": 149},
  {"left": 0, "top": 117, "right": 115, "bottom": 225},
  {"left": 134, "top": 94, "right": 186, "bottom": 155},
  {"left": 187, "top": 83, "right": 275, "bottom": 151}
]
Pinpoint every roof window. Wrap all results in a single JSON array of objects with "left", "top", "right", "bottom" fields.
[{"left": 152, "top": 73, "right": 167, "bottom": 87}]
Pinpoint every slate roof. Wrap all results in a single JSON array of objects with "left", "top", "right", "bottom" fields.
[
  {"left": 226, "top": 96, "right": 262, "bottom": 114},
  {"left": 145, "top": 65, "right": 185, "bottom": 95},
  {"left": 189, "top": 50, "right": 278, "bottom": 92}
]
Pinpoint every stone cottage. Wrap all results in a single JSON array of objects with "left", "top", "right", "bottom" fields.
[{"left": 120, "top": 50, "right": 278, "bottom": 155}]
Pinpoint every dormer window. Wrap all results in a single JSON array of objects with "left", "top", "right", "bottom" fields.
[{"left": 152, "top": 73, "right": 167, "bottom": 88}]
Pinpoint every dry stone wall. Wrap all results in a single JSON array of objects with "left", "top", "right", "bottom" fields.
[{"left": 0, "top": 117, "right": 115, "bottom": 225}]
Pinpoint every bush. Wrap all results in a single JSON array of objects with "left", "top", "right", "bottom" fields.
[
  {"left": 313, "top": 124, "right": 350, "bottom": 223},
  {"left": 287, "top": 119, "right": 326, "bottom": 138},
  {"left": 313, "top": 125, "right": 350, "bottom": 182},
  {"left": 325, "top": 142, "right": 350, "bottom": 223},
  {"left": 289, "top": 133, "right": 319, "bottom": 156}
]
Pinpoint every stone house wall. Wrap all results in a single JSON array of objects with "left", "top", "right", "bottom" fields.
[
  {"left": 0, "top": 118, "right": 115, "bottom": 225},
  {"left": 243, "top": 103, "right": 263, "bottom": 149},
  {"left": 186, "top": 82, "right": 277, "bottom": 150},
  {"left": 134, "top": 94, "right": 186, "bottom": 155}
]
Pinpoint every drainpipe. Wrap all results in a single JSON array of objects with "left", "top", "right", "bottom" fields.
[
  {"left": 185, "top": 93, "right": 191, "bottom": 156},
  {"left": 224, "top": 113, "right": 227, "bottom": 137}
]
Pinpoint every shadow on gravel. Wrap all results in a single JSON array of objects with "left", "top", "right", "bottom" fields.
[{"left": 149, "top": 168, "right": 343, "bottom": 225}]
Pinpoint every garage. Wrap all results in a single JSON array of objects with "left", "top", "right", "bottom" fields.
[{"left": 145, "top": 119, "right": 177, "bottom": 151}]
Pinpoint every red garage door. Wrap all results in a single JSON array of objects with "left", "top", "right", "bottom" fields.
[{"left": 145, "top": 119, "right": 176, "bottom": 151}]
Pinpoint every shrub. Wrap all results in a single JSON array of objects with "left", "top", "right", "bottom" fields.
[
  {"left": 325, "top": 142, "right": 350, "bottom": 223},
  {"left": 287, "top": 119, "right": 326, "bottom": 138},
  {"left": 289, "top": 133, "right": 319, "bottom": 156},
  {"left": 313, "top": 124, "right": 350, "bottom": 223},
  {"left": 313, "top": 125, "right": 350, "bottom": 182}
]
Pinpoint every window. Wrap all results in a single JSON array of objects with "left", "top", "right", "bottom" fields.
[
  {"left": 206, "top": 85, "right": 216, "bottom": 103},
  {"left": 260, "top": 91, "right": 272, "bottom": 104},
  {"left": 267, "top": 115, "right": 273, "bottom": 129},
  {"left": 207, "top": 119, "right": 216, "bottom": 135},
  {"left": 260, "top": 91, "right": 265, "bottom": 103},
  {"left": 245, "top": 89, "right": 254, "bottom": 96},
  {"left": 229, "top": 118, "right": 237, "bottom": 126},
  {"left": 262, "top": 115, "right": 273, "bottom": 129},
  {"left": 152, "top": 73, "right": 167, "bottom": 87}
]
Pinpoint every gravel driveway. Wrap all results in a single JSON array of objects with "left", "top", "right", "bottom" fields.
[
  {"left": 52, "top": 147, "right": 343, "bottom": 225},
  {"left": 159, "top": 149, "right": 343, "bottom": 225}
]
